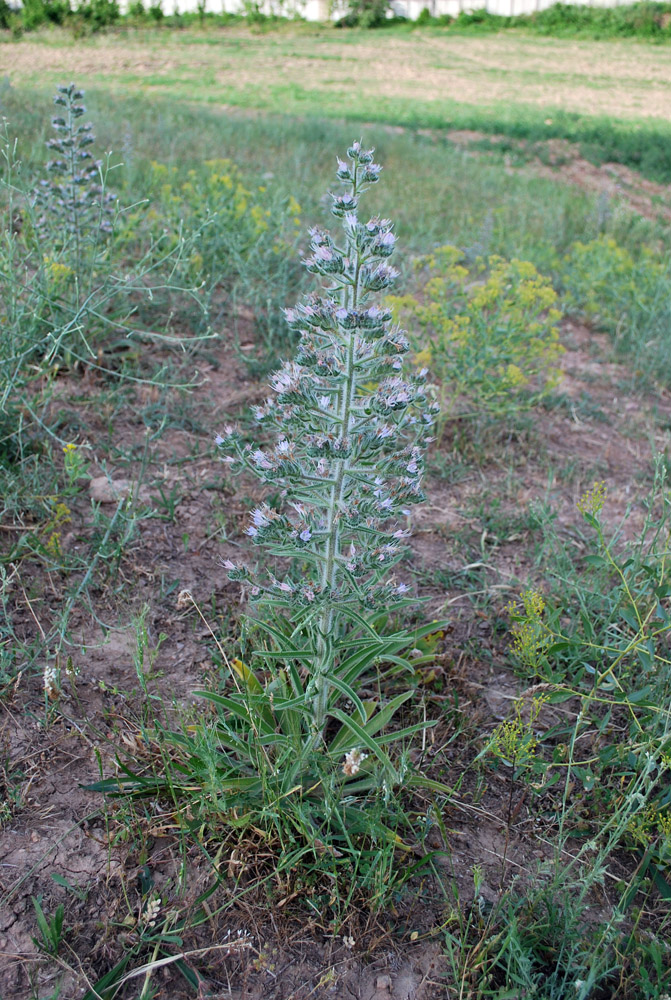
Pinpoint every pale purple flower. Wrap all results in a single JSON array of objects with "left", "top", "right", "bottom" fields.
[
  {"left": 252, "top": 449, "right": 273, "bottom": 470},
  {"left": 251, "top": 507, "right": 271, "bottom": 528},
  {"left": 270, "top": 362, "right": 303, "bottom": 395}
]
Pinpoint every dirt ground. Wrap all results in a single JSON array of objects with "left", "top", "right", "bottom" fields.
[{"left": 2, "top": 286, "right": 671, "bottom": 999}]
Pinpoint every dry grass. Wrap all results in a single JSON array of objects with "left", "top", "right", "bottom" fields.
[{"left": 4, "top": 27, "right": 671, "bottom": 120}]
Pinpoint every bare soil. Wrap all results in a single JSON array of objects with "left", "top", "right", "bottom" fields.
[{"left": 444, "top": 129, "right": 671, "bottom": 225}]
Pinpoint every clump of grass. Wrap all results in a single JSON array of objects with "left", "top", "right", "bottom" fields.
[
  {"left": 137, "top": 156, "right": 304, "bottom": 369},
  {"left": 446, "top": 461, "right": 671, "bottom": 998}
]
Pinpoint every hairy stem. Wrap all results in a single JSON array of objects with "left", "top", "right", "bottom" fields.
[{"left": 312, "top": 167, "right": 361, "bottom": 735}]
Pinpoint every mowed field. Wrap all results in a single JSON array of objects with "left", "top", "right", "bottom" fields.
[{"left": 3, "top": 26, "right": 671, "bottom": 121}]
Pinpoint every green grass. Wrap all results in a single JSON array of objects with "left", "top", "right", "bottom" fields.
[
  {"left": 1, "top": 85, "right": 661, "bottom": 263},
  {"left": 6, "top": 23, "right": 671, "bottom": 181}
]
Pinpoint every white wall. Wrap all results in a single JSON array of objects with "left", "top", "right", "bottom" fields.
[{"left": 152, "top": 0, "right": 631, "bottom": 17}]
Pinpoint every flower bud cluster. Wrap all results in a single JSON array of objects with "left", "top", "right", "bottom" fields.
[
  {"left": 33, "top": 84, "right": 115, "bottom": 238},
  {"left": 218, "top": 141, "right": 437, "bottom": 626}
]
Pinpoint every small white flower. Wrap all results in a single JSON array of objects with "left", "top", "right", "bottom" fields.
[
  {"left": 44, "top": 662, "right": 59, "bottom": 701},
  {"left": 143, "top": 897, "right": 161, "bottom": 928},
  {"left": 251, "top": 449, "right": 273, "bottom": 470},
  {"left": 342, "top": 749, "right": 368, "bottom": 776}
]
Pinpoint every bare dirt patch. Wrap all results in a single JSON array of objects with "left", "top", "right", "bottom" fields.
[{"left": 444, "top": 129, "right": 671, "bottom": 224}]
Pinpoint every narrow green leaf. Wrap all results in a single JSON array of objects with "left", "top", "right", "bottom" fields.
[
  {"left": 325, "top": 673, "right": 368, "bottom": 724},
  {"left": 328, "top": 708, "right": 392, "bottom": 767}
]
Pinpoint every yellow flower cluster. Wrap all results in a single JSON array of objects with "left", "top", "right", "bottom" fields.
[
  {"left": 43, "top": 255, "right": 74, "bottom": 284},
  {"left": 42, "top": 498, "right": 72, "bottom": 559},
  {"left": 506, "top": 589, "right": 548, "bottom": 672},
  {"left": 143, "top": 158, "right": 302, "bottom": 272},
  {"left": 489, "top": 694, "right": 548, "bottom": 767},
  {"left": 562, "top": 236, "right": 664, "bottom": 329},
  {"left": 577, "top": 481, "right": 607, "bottom": 517},
  {"left": 628, "top": 802, "right": 671, "bottom": 866},
  {"left": 387, "top": 246, "right": 564, "bottom": 420}
]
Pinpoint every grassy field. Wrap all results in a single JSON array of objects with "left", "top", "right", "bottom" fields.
[
  {"left": 5, "top": 24, "right": 671, "bottom": 180},
  {"left": 4, "top": 26, "right": 671, "bottom": 120},
  {"left": 3, "top": 24, "right": 671, "bottom": 1000}
]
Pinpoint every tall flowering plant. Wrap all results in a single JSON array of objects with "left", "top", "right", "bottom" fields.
[
  {"left": 92, "top": 143, "right": 448, "bottom": 862},
  {"left": 219, "top": 141, "right": 439, "bottom": 742}
]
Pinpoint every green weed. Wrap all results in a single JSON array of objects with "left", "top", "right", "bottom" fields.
[
  {"left": 561, "top": 235, "right": 671, "bottom": 385},
  {"left": 388, "top": 247, "right": 564, "bottom": 427}
]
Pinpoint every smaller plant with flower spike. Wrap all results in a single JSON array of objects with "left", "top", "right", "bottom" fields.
[{"left": 33, "top": 83, "right": 116, "bottom": 251}]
